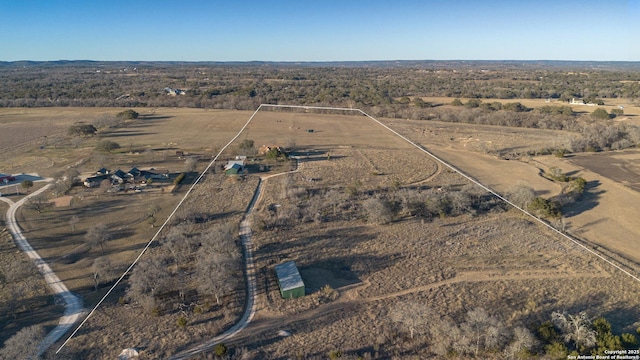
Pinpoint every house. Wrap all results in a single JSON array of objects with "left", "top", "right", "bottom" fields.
[
  {"left": 83, "top": 174, "right": 109, "bottom": 188},
  {"left": 128, "top": 167, "right": 141, "bottom": 178},
  {"left": 140, "top": 168, "right": 170, "bottom": 180},
  {"left": 275, "top": 261, "right": 305, "bottom": 299},
  {"left": 96, "top": 168, "right": 109, "bottom": 176},
  {"left": 111, "top": 169, "right": 127, "bottom": 184},
  {"left": 224, "top": 160, "right": 244, "bottom": 175}
]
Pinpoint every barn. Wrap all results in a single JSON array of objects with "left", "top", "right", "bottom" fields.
[
  {"left": 224, "top": 160, "right": 244, "bottom": 175},
  {"left": 275, "top": 261, "right": 305, "bottom": 299}
]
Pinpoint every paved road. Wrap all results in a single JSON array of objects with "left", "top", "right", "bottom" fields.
[{"left": 1, "top": 183, "right": 84, "bottom": 355}]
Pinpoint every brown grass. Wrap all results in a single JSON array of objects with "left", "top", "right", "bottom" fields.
[{"left": 2, "top": 107, "right": 640, "bottom": 358}]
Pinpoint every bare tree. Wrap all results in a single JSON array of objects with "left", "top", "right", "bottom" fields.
[
  {"left": 503, "top": 326, "right": 537, "bottom": 359},
  {"left": 91, "top": 256, "right": 113, "bottom": 291},
  {"left": 195, "top": 248, "right": 238, "bottom": 304},
  {"left": 0, "top": 325, "right": 44, "bottom": 360},
  {"left": 84, "top": 223, "right": 111, "bottom": 253},
  {"left": 460, "top": 307, "right": 507, "bottom": 356},
  {"left": 551, "top": 311, "right": 596, "bottom": 349},
  {"left": 24, "top": 195, "right": 51, "bottom": 213},
  {"left": 195, "top": 224, "right": 240, "bottom": 304},
  {"left": 363, "top": 197, "right": 393, "bottom": 224},
  {"left": 507, "top": 183, "right": 536, "bottom": 209},
  {"left": 389, "top": 301, "right": 433, "bottom": 340},
  {"left": 160, "top": 227, "right": 196, "bottom": 269},
  {"left": 183, "top": 157, "right": 198, "bottom": 172},
  {"left": 126, "top": 255, "right": 171, "bottom": 311},
  {"left": 69, "top": 215, "right": 79, "bottom": 231}
]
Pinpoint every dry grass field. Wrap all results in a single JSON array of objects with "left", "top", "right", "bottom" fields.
[
  {"left": 1, "top": 107, "right": 640, "bottom": 358},
  {"left": 220, "top": 110, "right": 640, "bottom": 358}
]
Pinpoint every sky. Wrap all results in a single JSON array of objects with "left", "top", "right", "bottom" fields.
[{"left": 1, "top": 0, "right": 639, "bottom": 62}]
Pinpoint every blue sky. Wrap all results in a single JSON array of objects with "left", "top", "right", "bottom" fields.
[{"left": 1, "top": 0, "right": 638, "bottom": 61}]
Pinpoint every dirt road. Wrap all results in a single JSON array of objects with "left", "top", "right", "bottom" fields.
[{"left": 1, "top": 182, "right": 84, "bottom": 355}]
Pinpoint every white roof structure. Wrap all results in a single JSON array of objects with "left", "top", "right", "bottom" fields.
[{"left": 275, "top": 261, "right": 304, "bottom": 292}]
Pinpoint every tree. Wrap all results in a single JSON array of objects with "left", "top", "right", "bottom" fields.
[
  {"left": 611, "top": 108, "right": 624, "bottom": 117},
  {"left": 451, "top": 98, "right": 464, "bottom": 106},
  {"left": 591, "top": 108, "right": 611, "bottom": 120},
  {"left": 507, "top": 183, "right": 536, "bottom": 209},
  {"left": 461, "top": 307, "right": 507, "bottom": 356},
  {"left": 24, "top": 194, "right": 51, "bottom": 213},
  {"left": 69, "top": 215, "right": 80, "bottom": 231},
  {"left": 504, "top": 326, "right": 537, "bottom": 359},
  {"left": 85, "top": 223, "right": 111, "bottom": 253},
  {"left": 389, "top": 301, "right": 433, "bottom": 340},
  {"left": 116, "top": 109, "right": 139, "bottom": 120},
  {"left": 363, "top": 197, "right": 393, "bottom": 224},
  {"left": 21, "top": 180, "right": 33, "bottom": 192},
  {"left": 464, "top": 98, "right": 482, "bottom": 108},
  {"left": 551, "top": 311, "right": 597, "bottom": 350},
  {"left": 91, "top": 256, "right": 113, "bottom": 291},
  {"left": 126, "top": 255, "right": 172, "bottom": 311},
  {"left": 67, "top": 123, "right": 98, "bottom": 137},
  {"left": 183, "top": 157, "right": 198, "bottom": 172},
  {"left": 95, "top": 140, "right": 121, "bottom": 153},
  {"left": 0, "top": 325, "right": 44, "bottom": 360}
]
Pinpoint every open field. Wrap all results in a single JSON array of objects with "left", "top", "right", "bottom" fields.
[{"left": 2, "top": 107, "right": 640, "bottom": 358}]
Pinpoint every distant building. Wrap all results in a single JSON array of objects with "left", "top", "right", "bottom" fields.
[{"left": 275, "top": 261, "right": 305, "bottom": 299}]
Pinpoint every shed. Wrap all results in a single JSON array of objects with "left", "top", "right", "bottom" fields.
[
  {"left": 275, "top": 261, "right": 305, "bottom": 299},
  {"left": 224, "top": 160, "right": 244, "bottom": 175}
]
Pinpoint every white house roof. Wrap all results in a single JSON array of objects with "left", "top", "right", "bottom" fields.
[{"left": 275, "top": 261, "right": 304, "bottom": 291}]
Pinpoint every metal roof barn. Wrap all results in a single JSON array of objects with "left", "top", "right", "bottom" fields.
[{"left": 275, "top": 261, "right": 305, "bottom": 299}]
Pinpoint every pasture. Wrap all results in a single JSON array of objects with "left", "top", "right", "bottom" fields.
[{"left": 1, "top": 107, "right": 640, "bottom": 358}]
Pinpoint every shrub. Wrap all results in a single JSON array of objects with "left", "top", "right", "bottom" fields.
[
  {"left": 591, "top": 108, "right": 611, "bottom": 120},
  {"left": 173, "top": 173, "right": 185, "bottom": 185},
  {"left": 68, "top": 123, "right": 97, "bottom": 137},
  {"left": 451, "top": 98, "right": 463, "bottom": 106},
  {"left": 214, "top": 343, "right": 228, "bottom": 357},
  {"left": 116, "top": 109, "right": 139, "bottom": 120},
  {"left": 553, "top": 149, "right": 567, "bottom": 158},
  {"left": 176, "top": 316, "right": 188, "bottom": 328},
  {"left": 528, "top": 197, "right": 561, "bottom": 219},
  {"left": 95, "top": 140, "right": 121, "bottom": 152}
]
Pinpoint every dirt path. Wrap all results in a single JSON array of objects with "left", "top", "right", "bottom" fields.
[{"left": 2, "top": 181, "right": 84, "bottom": 356}]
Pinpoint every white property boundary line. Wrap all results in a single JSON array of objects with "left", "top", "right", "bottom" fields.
[{"left": 57, "top": 103, "right": 640, "bottom": 356}]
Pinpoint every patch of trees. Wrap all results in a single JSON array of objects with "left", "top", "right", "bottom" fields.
[
  {"left": 254, "top": 178, "right": 504, "bottom": 231},
  {"left": 537, "top": 311, "right": 639, "bottom": 357},
  {"left": 125, "top": 222, "right": 242, "bottom": 314},
  {"left": 390, "top": 304, "right": 537, "bottom": 358}
]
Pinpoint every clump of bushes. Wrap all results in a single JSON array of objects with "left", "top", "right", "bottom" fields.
[
  {"left": 528, "top": 196, "right": 561, "bottom": 219},
  {"left": 116, "top": 109, "right": 139, "bottom": 120}
]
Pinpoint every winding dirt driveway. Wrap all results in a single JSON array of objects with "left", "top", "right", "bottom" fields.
[{"left": 1, "top": 182, "right": 84, "bottom": 355}]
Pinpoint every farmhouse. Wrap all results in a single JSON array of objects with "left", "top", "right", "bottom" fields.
[
  {"left": 275, "top": 261, "right": 305, "bottom": 299},
  {"left": 83, "top": 167, "right": 172, "bottom": 188}
]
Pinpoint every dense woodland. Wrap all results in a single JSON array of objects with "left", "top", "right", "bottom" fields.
[{"left": 2, "top": 60, "right": 640, "bottom": 111}]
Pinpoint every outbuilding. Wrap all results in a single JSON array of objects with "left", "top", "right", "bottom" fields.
[{"left": 275, "top": 261, "right": 305, "bottom": 299}]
